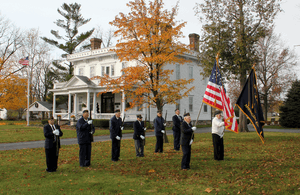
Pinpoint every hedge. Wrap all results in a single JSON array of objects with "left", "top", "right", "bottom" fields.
[{"left": 93, "top": 119, "right": 109, "bottom": 128}]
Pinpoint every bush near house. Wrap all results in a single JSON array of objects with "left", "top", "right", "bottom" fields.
[{"left": 93, "top": 119, "right": 109, "bottom": 128}]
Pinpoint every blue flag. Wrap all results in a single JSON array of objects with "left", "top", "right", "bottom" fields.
[{"left": 236, "top": 67, "right": 265, "bottom": 143}]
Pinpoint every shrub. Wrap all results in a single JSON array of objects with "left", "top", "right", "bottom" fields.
[
  {"left": 41, "top": 119, "right": 48, "bottom": 125},
  {"left": 93, "top": 119, "right": 109, "bottom": 128}
]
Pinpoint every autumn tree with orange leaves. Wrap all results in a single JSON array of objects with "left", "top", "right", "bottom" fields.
[
  {"left": 0, "top": 75, "right": 27, "bottom": 118},
  {"left": 96, "top": 0, "right": 194, "bottom": 111}
]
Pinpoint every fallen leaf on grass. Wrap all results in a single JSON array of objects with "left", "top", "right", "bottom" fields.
[
  {"left": 148, "top": 169, "right": 155, "bottom": 173},
  {"left": 129, "top": 189, "right": 135, "bottom": 191},
  {"left": 205, "top": 188, "right": 212, "bottom": 193}
]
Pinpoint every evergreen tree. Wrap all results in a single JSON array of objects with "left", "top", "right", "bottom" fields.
[
  {"left": 279, "top": 80, "right": 300, "bottom": 128},
  {"left": 41, "top": 3, "right": 94, "bottom": 80}
]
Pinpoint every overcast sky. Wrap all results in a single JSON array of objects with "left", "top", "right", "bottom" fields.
[{"left": 1, "top": 0, "right": 300, "bottom": 73}]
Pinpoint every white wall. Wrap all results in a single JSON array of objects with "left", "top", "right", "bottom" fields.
[{"left": 0, "top": 108, "right": 7, "bottom": 120}]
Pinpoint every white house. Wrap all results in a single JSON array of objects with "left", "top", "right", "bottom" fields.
[
  {"left": 0, "top": 108, "right": 7, "bottom": 120},
  {"left": 49, "top": 34, "right": 211, "bottom": 123}
]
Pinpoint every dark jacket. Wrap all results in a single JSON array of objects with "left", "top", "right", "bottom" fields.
[
  {"left": 154, "top": 116, "right": 165, "bottom": 137},
  {"left": 110, "top": 115, "right": 123, "bottom": 139},
  {"left": 44, "top": 124, "right": 63, "bottom": 149},
  {"left": 172, "top": 115, "right": 183, "bottom": 132},
  {"left": 76, "top": 117, "right": 95, "bottom": 144},
  {"left": 180, "top": 121, "right": 194, "bottom": 146},
  {"left": 133, "top": 120, "right": 145, "bottom": 140}
]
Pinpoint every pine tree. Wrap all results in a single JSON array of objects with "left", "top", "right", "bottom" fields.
[
  {"left": 41, "top": 3, "right": 94, "bottom": 80},
  {"left": 279, "top": 80, "right": 300, "bottom": 128}
]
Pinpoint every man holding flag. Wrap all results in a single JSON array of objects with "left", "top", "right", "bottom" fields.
[{"left": 202, "top": 56, "right": 238, "bottom": 160}]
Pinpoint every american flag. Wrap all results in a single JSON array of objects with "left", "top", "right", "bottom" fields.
[
  {"left": 220, "top": 85, "right": 238, "bottom": 133},
  {"left": 202, "top": 61, "right": 223, "bottom": 110},
  {"left": 18, "top": 56, "right": 29, "bottom": 66},
  {"left": 203, "top": 60, "right": 238, "bottom": 133}
]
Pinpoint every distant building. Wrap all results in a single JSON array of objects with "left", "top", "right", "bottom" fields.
[
  {"left": 0, "top": 108, "right": 7, "bottom": 120},
  {"left": 49, "top": 34, "right": 211, "bottom": 123}
]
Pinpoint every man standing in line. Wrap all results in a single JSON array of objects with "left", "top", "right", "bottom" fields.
[
  {"left": 133, "top": 114, "right": 146, "bottom": 157},
  {"left": 44, "top": 116, "right": 63, "bottom": 172},
  {"left": 76, "top": 110, "right": 95, "bottom": 167},
  {"left": 212, "top": 111, "right": 225, "bottom": 161},
  {"left": 180, "top": 113, "right": 196, "bottom": 170},
  {"left": 154, "top": 110, "right": 165, "bottom": 153},
  {"left": 110, "top": 109, "right": 123, "bottom": 161},
  {"left": 172, "top": 109, "right": 183, "bottom": 151}
]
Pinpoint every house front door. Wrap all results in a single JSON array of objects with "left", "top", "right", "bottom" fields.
[{"left": 101, "top": 92, "right": 114, "bottom": 113}]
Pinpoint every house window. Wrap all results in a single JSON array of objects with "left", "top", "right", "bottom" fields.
[
  {"left": 189, "top": 66, "right": 193, "bottom": 79},
  {"left": 189, "top": 96, "right": 193, "bottom": 112},
  {"left": 90, "top": 66, "right": 95, "bottom": 78},
  {"left": 106, "top": 66, "right": 110, "bottom": 75},
  {"left": 204, "top": 104, "right": 207, "bottom": 112},
  {"left": 111, "top": 65, "right": 115, "bottom": 76},
  {"left": 175, "top": 99, "right": 180, "bottom": 111},
  {"left": 136, "top": 104, "right": 143, "bottom": 111},
  {"left": 79, "top": 68, "right": 83, "bottom": 76},
  {"left": 122, "top": 62, "right": 127, "bottom": 75},
  {"left": 101, "top": 66, "right": 105, "bottom": 76},
  {"left": 79, "top": 97, "right": 83, "bottom": 111},
  {"left": 176, "top": 64, "right": 180, "bottom": 79}
]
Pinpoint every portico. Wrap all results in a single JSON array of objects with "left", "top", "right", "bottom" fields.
[{"left": 50, "top": 75, "right": 125, "bottom": 120}]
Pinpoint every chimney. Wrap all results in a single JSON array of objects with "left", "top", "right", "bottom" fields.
[
  {"left": 188, "top": 33, "right": 200, "bottom": 52},
  {"left": 90, "top": 38, "right": 102, "bottom": 50}
]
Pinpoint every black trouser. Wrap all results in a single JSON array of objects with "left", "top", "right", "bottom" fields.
[
  {"left": 181, "top": 144, "right": 191, "bottom": 169},
  {"left": 45, "top": 146, "right": 59, "bottom": 171},
  {"left": 79, "top": 143, "right": 92, "bottom": 166},
  {"left": 111, "top": 138, "right": 121, "bottom": 161},
  {"left": 155, "top": 136, "right": 163, "bottom": 153},
  {"left": 173, "top": 130, "right": 181, "bottom": 150},
  {"left": 134, "top": 139, "right": 144, "bottom": 157},
  {"left": 212, "top": 134, "right": 224, "bottom": 160}
]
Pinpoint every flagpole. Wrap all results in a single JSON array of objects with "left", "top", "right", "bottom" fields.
[
  {"left": 194, "top": 99, "right": 203, "bottom": 126},
  {"left": 26, "top": 59, "right": 30, "bottom": 126}
]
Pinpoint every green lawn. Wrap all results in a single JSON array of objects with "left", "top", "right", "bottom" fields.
[
  {"left": 0, "top": 124, "right": 211, "bottom": 143},
  {"left": 1, "top": 132, "right": 299, "bottom": 194},
  {"left": 0, "top": 125, "right": 134, "bottom": 143}
]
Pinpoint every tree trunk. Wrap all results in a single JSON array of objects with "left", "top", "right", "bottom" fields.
[
  {"left": 264, "top": 94, "right": 268, "bottom": 122},
  {"left": 238, "top": 64, "right": 249, "bottom": 132},
  {"left": 239, "top": 110, "right": 249, "bottom": 132}
]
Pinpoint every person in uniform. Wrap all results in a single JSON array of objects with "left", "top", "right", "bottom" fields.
[
  {"left": 154, "top": 110, "right": 165, "bottom": 153},
  {"left": 133, "top": 114, "right": 146, "bottom": 157},
  {"left": 180, "top": 113, "right": 196, "bottom": 170},
  {"left": 172, "top": 109, "right": 183, "bottom": 151},
  {"left": 110, "top": 109, "right": 123, "bottom": 161},
  {"left": 44, "top": 116, "right": 63, "bottom": 172},
  {"left": 212, "top": 111, "right": 225, "bottom": 161},
  {"left": 76, "top": 110, "right": 95, "bottom": 167}
]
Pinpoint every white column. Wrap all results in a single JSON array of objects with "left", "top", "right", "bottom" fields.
[
  {"left": 74, "top": 94, "right": 78, "bottom": 117},
  {"left": 53, "top": 94, "right": 56, "bottom": 118},
  {"left": 87, "top": 90, "right": 90, "bottom": 112},
  {"left": 68, "top": 93, "right": 72, "bottom": 120},
  {"left": 122, "top": 91, "right": 125, "bottom": 118},
  {"left": 93, "top": 92, "right": 96, "bottom": 119}
]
